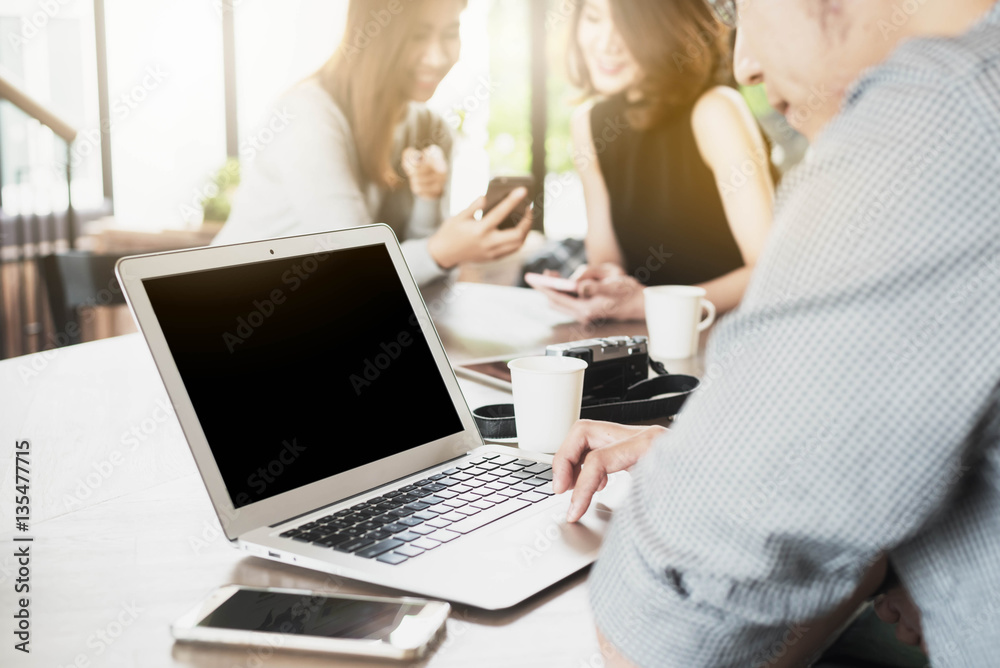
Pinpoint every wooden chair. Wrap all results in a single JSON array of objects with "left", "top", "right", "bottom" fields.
[{"left": 40, "top": 251, "right": 129, "bottom": 347}]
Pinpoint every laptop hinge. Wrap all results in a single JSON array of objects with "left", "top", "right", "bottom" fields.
[{"left": 267, "top": 450, "right": 474, "bottom": 528}]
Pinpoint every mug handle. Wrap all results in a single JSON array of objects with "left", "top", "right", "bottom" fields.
[{"left": 697, "top": 299, "right": 716, "bottom": 331}]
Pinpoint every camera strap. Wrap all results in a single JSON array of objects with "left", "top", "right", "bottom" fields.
[{"left": 471, "top": 363, "right": 699, "bottom": 441}]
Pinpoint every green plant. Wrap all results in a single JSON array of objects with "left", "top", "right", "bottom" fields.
[{"left": 201, "top": 158, "right": 241, "bottom": 223}]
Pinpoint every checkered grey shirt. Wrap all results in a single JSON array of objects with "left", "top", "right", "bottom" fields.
[{"left": 590, "top": 5, "right": 1000, "bottom": 667}]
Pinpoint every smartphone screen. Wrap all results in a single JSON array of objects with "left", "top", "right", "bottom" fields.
[
  {"left": 484, "top": 176, "right": 534, "bottom": 230},
  {"left": 197, "top": 589, "right": 425, "bottom": 641}
]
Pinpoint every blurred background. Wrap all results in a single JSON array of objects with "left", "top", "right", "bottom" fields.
[{"left": 0, "top": 0, "right": 805, "bottom": 359}]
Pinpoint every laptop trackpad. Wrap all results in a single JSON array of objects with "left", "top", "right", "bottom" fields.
[{"left": 462, "top": 473, "right": 628, "bottom": 576}]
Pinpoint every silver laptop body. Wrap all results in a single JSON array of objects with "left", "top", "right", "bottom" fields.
[{"left": 116, "top": 224, "right": 620, "bottom": 610}]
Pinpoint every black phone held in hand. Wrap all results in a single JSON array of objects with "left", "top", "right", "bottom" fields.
[{"left": 483, "top": 175, "right": 534, "bottom": 230}]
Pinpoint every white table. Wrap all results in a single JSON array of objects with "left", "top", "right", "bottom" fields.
[{"left": 0, "top": 283, "right": 702, "bottom": 668}]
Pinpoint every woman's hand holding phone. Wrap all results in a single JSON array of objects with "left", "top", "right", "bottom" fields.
[
  {"left": 523, "top": 272, "right": 581, "bottom": 296},
  {"left": 427, "top": 188, "right": 533, "bottom": 269},
  {"left": 529, "top": 263, "right": 645, "bottom": 323},
  {"left": 570, "top": 262, "right": 627, "bottom": 292}
]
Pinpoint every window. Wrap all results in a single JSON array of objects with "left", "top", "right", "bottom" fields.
[
  {"left": 0, "top": 0, "right": 103, "bottom": 216},
  {"left": 103, "top": 0, "right": 226, "bottom": 229}
]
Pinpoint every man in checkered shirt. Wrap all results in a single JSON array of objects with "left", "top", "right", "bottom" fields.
[{"left": 553, "top": 0, "right": 1000, "bottom": 665}]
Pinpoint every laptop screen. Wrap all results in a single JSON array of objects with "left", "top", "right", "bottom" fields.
[{"left": 143, "top": 243, "right": 463, "bottom": 509}]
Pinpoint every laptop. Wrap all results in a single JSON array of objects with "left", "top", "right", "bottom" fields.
[{"left": 116, "top": 224, "right": 624, "bottom": 610}]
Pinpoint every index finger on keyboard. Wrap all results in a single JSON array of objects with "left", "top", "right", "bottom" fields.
[
  {"left": 566, "top": 449, "right": 612, "bottom": 522},
  {"left": 552, "top": 423, "right": 590, "bottom": 495}
]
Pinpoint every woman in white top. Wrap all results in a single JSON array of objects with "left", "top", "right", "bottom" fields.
[{"left": 213, "top": 0, "right": 532, "bottom": 285}]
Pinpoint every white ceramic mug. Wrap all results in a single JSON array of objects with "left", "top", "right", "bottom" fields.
[
  {"left": 507, "top": 356, "right": 588, "bottom": 454},
  {"left": 643, "top": 286, "right": 716, "bottom": 359}
]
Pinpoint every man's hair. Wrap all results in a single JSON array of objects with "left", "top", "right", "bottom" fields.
[{"left": 568, "top": 0, "right": 733, "bottom": 129}]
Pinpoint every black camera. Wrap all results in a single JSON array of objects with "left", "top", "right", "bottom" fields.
[{"left": 545, "top": 336, "right": 649, "bottom": 404}]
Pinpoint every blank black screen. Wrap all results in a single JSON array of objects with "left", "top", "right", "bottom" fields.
[
  {"left": 143, "top": 243, "right": 462, "bottom": 508},
  {"left": 199, "top": 589, "right": 421, "bottom": 640}
]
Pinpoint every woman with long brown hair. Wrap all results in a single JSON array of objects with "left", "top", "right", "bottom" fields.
[
  {"left": 530, "top": 0, "right": 774, "bottom": 321},
  {"left": 215, "top": 0, "right": 531, "bottom": 285}
]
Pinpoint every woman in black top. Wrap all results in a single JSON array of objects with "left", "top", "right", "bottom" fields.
[{"left": 531, "top": 0, "right": 774, "bottom": 322}]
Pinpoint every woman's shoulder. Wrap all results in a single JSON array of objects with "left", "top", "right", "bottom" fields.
[
  {"left": 691, "top": 86, "right": 759, "bottom": 137},
  {"left": 272, "top": 78, "right": 353, "bottom": 135},
  {"left": 280, "top": 77, "right": 335, "bottom": 105},
  {"left": 690, "top": 85, "right": 763, "bottom": 169},
  {"left": 691, "top": 86, "right": 753, "bottom": 123}
]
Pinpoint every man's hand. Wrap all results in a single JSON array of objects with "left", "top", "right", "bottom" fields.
[
  {"left": 535, "top": 271, "right": 645, "bottom": 324},
  {"left": 553, "top": 420, "right": 666, "bottom": 522},
  {"left": 402, "top": 145, "right": 448, "bottom": 200},
  {"left": 595, "top": 627, "right": 638, "bottom": 668},
  {"left": 874, "top": 584, "right": 927, "bottom": 653}
]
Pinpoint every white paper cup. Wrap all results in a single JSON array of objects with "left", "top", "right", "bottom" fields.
[
  {"left": 507, "top": 356, "right": 588, "bottom": 453},
  {"left": 643, "top": 286, "right": 716, "bottom": 360}
]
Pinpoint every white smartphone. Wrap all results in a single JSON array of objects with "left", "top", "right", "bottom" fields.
[
  {"left": 523, "top": 272, "right": 580, "bottom": 297},
  {"left": 171, "top": 585, "right": 451, "bottom": 661}
]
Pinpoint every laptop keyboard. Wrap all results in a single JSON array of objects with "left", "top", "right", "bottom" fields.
[{"left": 278, "top": 454, "right": 555, "bottom": 565}]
